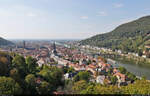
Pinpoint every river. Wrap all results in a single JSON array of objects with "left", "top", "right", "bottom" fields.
[{"left": 107, "top": 59, "right": 150, "bottom": 80}]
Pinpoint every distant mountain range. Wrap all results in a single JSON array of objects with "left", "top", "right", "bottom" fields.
[
  {"left": 0, "top": 37, "right": 14, "bottom": 46},
  {"left": 80, "top": 16, "right": 150, "bottom": 53}
]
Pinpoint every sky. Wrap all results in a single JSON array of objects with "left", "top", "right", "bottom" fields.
[{"left": 0, "top": 0, "right": 150, "bottom": 39}]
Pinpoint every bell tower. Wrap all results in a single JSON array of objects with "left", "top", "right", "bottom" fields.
[{"left": 53, "top": 42, "right": 57, "bottom": 55}]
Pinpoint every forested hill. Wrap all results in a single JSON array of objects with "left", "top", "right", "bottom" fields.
[
  {"left": 0, "top": 37, "right": 14, "bottom": 46},
  {"left": 80, "top": 16, "right": 150, "bottom": 53}
]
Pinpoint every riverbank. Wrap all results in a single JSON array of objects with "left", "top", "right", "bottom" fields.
[
  {"left": 107, "top": 58, "right": 150, "bottom": 80},
  {"left": 81, "top": 47, "right": 150, "bottom": 79},
  {"left": 98, "top": 49, "right": 150, "bottom": 68},
  {"left": 112, "top": 55, "right": 150, "bottom": 68}
]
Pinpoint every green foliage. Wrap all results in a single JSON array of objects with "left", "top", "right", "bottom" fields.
[
  {"left": 72, "top": 80, "right": 88, "bottom": 93},
  {"left": 25, "top": 56, "right": 38, "bottom": 74},
  {"left": 38, "top": 65, "right": 64, "bottom": 91},
  {"left": 110, "top": 76, "right": 118, "bottom": 85},
  {"left": 138, "top": 49, "right": 143, "bottom": 56},
  {"left": 0, "top": 52, "right": 65, "bottom": 95},
  {"left": 73, "top": 71, "right": 91, "bottom": 82},
  {"left": 94, "top": 85, "right": 121, "bottom": 94},
  {"left": 72, "top": 79, "right": 150, "bottom": 94},
  {"left": 25, "top": 74, "right": 37, "bottom": 94},
  {"left": 38, "top": 68, "right": 52, "bottom": 82},
  {"left": 0, "top": 51, "right": 150, "bottom": 94},
  {"left": 25, "top": 74, "right": 36, "bottom": 86},
  {"left": 63, "top": 80, "right": 74, "bottom": 94},
  {"left": 118, "top": 67, "right": 127, "bottom": 74},
  {"left": 63, "top": 66, "right": 68, "bottom": 74},
  {"left": 0, "top": 76, "right": 22, "bottom": 95},
  {"left": 80, "top": 84, "right": 95, "bottom": 94},
  {"left": 107, "top": 67, "right": 113, "bottom": 76},
  {"left": 36, "top": 81, "right": 52, "bottom": 94},
  {"left": 0, "top": 52, "right": 12, "bottom": 76},
  {"left": 72, "top": 81, "right": 121, "bottom": 94},
  {"left": 141, "top": 76, "right": 147, "bottom": 80},
  {"left": 80, "top": 16, "right": 150, "bottom": 53},
  {"left": 121, "top": 80, "right": 150, "bottom": 94},
  {"left": 9, "top": 68, "right": 21, "bottom": 83},
  {"left": 126, "top": 72, "right": 136, "bottom": 81},
  {"left": 67, "top": 67, "right": 75, "bottom": 73},
  {"left": 0, "top": 57, "right": 10, "bottom": 76},
  {"left": 72, "top": 78, "right": 150, "bottom": 94},
  {"left": 12, "top": 55, "right": 27, "bottom": 78}
]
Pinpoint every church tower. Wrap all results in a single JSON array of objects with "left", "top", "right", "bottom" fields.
[
  {"left": 53, "top": 42, "right": 57, "bottom": 55},
  {"left": 23, "top": 41, "right": 26, "bottom": 49}
]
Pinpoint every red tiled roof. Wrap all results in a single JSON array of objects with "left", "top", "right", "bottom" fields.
[
  {"left": 88, "top": 64, "right": 96, "bottom": 69},
  {"left": 114, "top": 72, "right": 125, "bottom": 78}
]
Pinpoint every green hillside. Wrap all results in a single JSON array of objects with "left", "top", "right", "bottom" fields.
[
  {"left": 80, "top": 16, "right": 150, "bottom": 53},
  {"left": 0, "top": 37, "right": 14, "bottom": 46}
]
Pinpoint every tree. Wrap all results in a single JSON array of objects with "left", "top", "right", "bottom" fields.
[
  {"left": 74, "top": 71, "right": 91, "bottom": 82},
  {"left": 138, "top": 49, "right": 143, "bottom": 56},
  {"left": 0, "top": 76, "right": 22, "bottom": 95},
  {"left": 72, "top": 80, "right": 88, "bottom": 93},
  {"left": 63, "top": 80, "right": 74, "bottom": 94},
  {"left": 25, "top": 56, "right": 38, "bottom": 74},
  {"left": 9, "top": 68, "right": 21, "bottom": 83},
  {"left": 107, "top": 67, "right": 113, "bottom": 76},
  {"left": 38, "top": 69, "right": 52, "bottom": 82},
  {"left": 121, "top": 80, "right": 150, "bottom": 94},
  {"left": 80, "top": 84, "right": 95, "bottom": 94},
  {"left": 141, "top": 76, "right": 147, "bottom": 80},
  {"left": 63, "top": 66, "right": 68, "bottom": 74},
  {"left": 25, "top": 74, "right": 37, "bottom": 94},
  {"left": 94, "top": 85, "right": 121, "bottom": 94},
  {"left": 112, "top": 45, "right": 116, "bottom": 51},
  {"left": 38, "top": 65, "right": 64, "bottom": 91},
  {"left": 25, "top": 74, "right": 36, "bottom": 85},
  {"left": 118, "top": 67, "right": 127, "bottom": 74},
  {"left": 126, "top": 72, "right": 136, "bottom": 81},
  {"left": 12, "top": 55, "right": 27, "bottom": 78},
  {"left": 50, "top": 68, "right": 64, "bottom": 87},
  {"left": 110, "top": 76, "right": 118, "bottom": 85},
  {"left": 36, "top": 81, "right": 52, "bottom": 94},
  {"left": 67, "top": 67, "right": 75, "bottom": 73},
  {"left": 0, "top": 56, "right": 10, "bottom": 76}
]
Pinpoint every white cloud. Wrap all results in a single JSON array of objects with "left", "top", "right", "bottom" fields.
[
  {"left": 27, "top": 12, "right": 37, "bottom": 17},
  {"left": 96, "top": 11, "right": 108, "bottom": 16},
  {"left": 113, "top": 3, "right": 124, "bottom": 8},
  {"left": 80, "top": 16, "right": 88, "bottom": 19}
]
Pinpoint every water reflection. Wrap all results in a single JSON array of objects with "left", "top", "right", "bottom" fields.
[{"left": 107, "top": 59, "right": 150, "bottom": 80}]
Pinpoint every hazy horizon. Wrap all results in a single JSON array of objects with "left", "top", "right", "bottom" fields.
[
  {"left": 1, "top": 0, "right": 150, "bottom": 39},
  {"left": 8, "top": 38, "right": 82, "bottom": 41}
]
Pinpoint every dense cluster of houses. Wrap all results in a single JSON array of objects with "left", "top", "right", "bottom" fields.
[
  {"left": 1, "top": 42, "right": 133, "bottom": 87},
  {"left": 63, "top": 55, "right": 128, "bottom": 86},
  {"left": 48, "top": 44, "right": 131, "bottom": 86}
]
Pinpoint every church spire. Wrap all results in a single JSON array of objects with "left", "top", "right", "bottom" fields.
[{"left": 53, "top": 42, "right": 57, "bottom": 55}]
